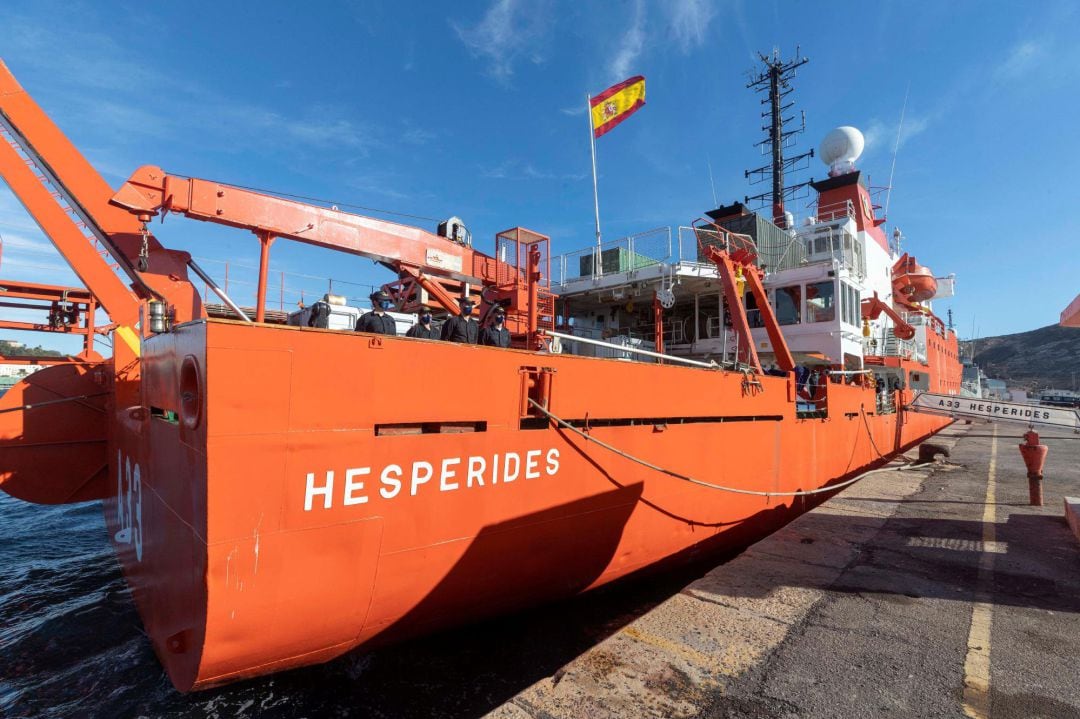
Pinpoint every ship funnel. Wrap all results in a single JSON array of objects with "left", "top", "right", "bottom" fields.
[{"left": 820, "top": 126, "right": 864, "bottom": 177}]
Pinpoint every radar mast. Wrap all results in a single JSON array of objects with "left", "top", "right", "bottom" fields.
[{"left": 744, "top": 48, "right": 813, "bottom": 229}]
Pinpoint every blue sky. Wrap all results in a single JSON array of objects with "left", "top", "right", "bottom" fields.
[{"left": 1, "top": 0, "right": 1077, "bottom": 354}]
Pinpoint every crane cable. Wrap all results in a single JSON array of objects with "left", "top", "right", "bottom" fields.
[{"left": 528, "top": 399, "right": 928, "bottom": 498}]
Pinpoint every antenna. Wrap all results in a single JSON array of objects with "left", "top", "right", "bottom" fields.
[
  {"left": 706, "top": 154, "right": 719, "bottom": 207},
  {"left": 969, "top": 315, "right": 978, "bottom": 362},
  {"left": 743, "top": 47, "right": 813, "bottom": 229},
  {"left": 884, "top": 81, "right": 910, "bottom": 221}
]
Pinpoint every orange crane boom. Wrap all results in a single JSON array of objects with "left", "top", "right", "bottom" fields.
[
  {"left": 0, "top": 59, "right": 203, "bottom": 327},
  {"left": 111, "top": 166, "right": 498, "bottom": 285},
  {"left": 110, "top": 166, "right": 554, "bottom": 341},
  {"left": 861, "top": 291, "right": 916, "bottom": 341}
]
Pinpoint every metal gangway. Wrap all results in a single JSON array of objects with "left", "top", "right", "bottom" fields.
[{"left": 908, "top": 392, "right": 1080, "bottom": 432}]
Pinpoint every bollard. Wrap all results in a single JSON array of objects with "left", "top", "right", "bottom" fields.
[{"left": 1018, "top": 429, "right": 1048, "bottom": 507}]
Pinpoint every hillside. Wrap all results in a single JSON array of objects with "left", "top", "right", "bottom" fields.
[
  {"left": 0, "top": 340, "right": 63, "bottom": 359},
  {"left": 960, "top": 324, "right": 1080, "bottom": 391}
]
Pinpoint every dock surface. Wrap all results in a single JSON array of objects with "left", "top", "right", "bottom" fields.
[{"left": 488, "top": 424, "right": 1080, "bottom": 719}]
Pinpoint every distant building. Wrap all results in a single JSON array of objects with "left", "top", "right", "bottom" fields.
[
  {"left": 0, "top": 364, "right": 44, "bottom": 377},
  {"left": 984, "top": 378, "right": 1008, "bottom": 401},
  {"left": 1009, "top": 388, "right": 1031, "bottom": 404}
]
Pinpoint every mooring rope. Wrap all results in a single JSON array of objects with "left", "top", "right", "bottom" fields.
[
  {"left": 861, "top": 405, "right": 887, "bottom": 460},
  {"left": 528, "top": 398, "right": 926, "bottom": 498}
]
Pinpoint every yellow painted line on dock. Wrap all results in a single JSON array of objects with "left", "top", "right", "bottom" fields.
[
  {"left": 906, "top": 537, "right": 1007, "bottom": 554},
  {"left": 962, "top": 427, "right": 998, "bottom": 719}
]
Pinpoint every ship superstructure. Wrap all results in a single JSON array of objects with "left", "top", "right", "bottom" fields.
[{"left": 552, "top": 125, "right": 961, "bottom": 409}]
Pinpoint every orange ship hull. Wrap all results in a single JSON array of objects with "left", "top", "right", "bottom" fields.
[{"left": 99, "top": 319, "right": 953, "bottom": 690}]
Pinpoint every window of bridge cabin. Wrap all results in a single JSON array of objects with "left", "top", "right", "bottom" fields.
[
  {"left": 774, "top": 285, "right": 801, "bottom": 325},
  {"left": 806, "top": 280, "right": 835, "bottom": 323},
  {"left": 744, "top": 290, "right": 765, "bottom": 328},
  {"left": 840, "top": 283, "right": 860, "bottom": 327}
]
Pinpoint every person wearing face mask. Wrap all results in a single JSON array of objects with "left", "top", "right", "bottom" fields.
[
  {"left": 480, "top": 305, "right": 511, "bottom": 348},
  {"left": 440, "top": 293, "right": 479, "bottom": 343},
  {"left": 355, "top": 290, "right": 398, "bottom": 335},
  {"left": 406, "top": 309, "right": 438, "bottom": 339}
]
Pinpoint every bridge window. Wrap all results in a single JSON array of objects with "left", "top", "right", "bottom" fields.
[
  {"left": 774, "top": 285, "right": 801, "bottom": 325},
  {"left": 840, "top": 283, "right": 860, "bottom": 327},
  {"left": 745, "top": 290, "right": 765, "bottom": 328},
  {"left": 806, "top": 281, "right": 835, "bottom": 323}
]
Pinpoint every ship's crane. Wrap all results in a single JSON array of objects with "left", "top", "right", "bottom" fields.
[
  {"left": 692, "top": 219, "right": 796, "bottom": 375},
  {"left": 110, "top": 166, "right": 554, "bottom": 347},
  {"left": 861, "top": 291, "right": 915, "bottom": 341}
]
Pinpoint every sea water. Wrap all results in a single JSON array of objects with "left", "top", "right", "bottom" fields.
[{"left": 0, "top": 493, "right": 680, "bottom": 718}]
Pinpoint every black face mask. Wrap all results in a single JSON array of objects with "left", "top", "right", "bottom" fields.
[
  {"left": 420, "top": 314, "right": 432, "bottom": 324},
  {"left": 460, "top": 303, "right": 474, "bottom": 315},
  {"left": 494, "top": 315, "right": 505, "bottom": 325}
]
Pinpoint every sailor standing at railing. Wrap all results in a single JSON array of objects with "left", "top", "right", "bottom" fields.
[
  {"left": 355, "top": 290, "right": 398, "bottom": 335},
  {"left": 406, "top": 309, "right": 438, "bottom": 339},
  {"left": 480, "top": 306, "right": 511, "bottom": 348},
  {"left": 441, "top": 293, "right": 480, "bottom": 344}
]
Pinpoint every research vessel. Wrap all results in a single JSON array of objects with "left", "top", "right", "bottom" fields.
[{"left": 0, "top": 56, "right": 960, "bottom": 690}]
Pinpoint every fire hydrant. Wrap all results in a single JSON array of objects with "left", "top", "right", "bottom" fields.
[{"left": 1018, "top": 430, "right": 1048, "bottom": 506}]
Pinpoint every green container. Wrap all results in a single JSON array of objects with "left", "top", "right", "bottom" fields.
[{"left": 578, "top": 247, "right": 656, "bottom": 276}]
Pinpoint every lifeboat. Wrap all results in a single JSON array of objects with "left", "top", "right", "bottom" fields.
[{"left": 892, "top": 253, "right": 937, "bottom": 303}]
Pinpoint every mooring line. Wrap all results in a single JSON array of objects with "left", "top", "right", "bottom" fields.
[{"left": 962, "top": 426, "right": 997, "bottom": 719}]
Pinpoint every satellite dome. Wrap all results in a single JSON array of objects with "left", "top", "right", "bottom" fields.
[{"left": 819, "top": 126, "right": 864, "bottom": 177}]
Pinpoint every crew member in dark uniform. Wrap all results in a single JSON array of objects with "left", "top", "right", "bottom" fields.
[
  {"left": 480, "top": 305, "right": 511, "bottom": 348},
  {"left": 440, "top": 294, "right": 479, "bottom": 343},
  {"left": 355, "top": 290, "right": 397, "bottom": 335},
  {"left": 406, "top": 309, "right": 438, "bottom": 339}
]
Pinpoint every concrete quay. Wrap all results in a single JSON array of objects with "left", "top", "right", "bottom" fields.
[{"left": 488, "top": 424, "right": 1080, "bottom": 719}]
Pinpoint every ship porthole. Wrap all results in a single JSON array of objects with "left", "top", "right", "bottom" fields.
[{"left": 179, "top": 355, "right": 202, "bottom": 430}]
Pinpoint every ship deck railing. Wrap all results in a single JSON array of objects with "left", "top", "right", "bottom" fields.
[
  {"left": 788, "top": 220, "right": 865, "bottom": 279},
  {"left": 551, "top": 220, "right": 870, "bottom": 294},
  {"left": 812, "top": 199, "right": 856, "bottom": 223},
  {"left": 901, "top": 310, "right": 948, "bottom": 337},
  {"left": 551, "top": 227, "right": 683, "bottom": 288},
  {"left": 865, "top": 335, "right": 926, "bottom": 363}
]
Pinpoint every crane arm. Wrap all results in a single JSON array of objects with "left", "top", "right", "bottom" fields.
[
  {"left": 111, "top": 166, "right": 501, "bottom": 286},
  {"left": 0, "top": 59, "right": 203, "bottom": 324},
  {"left": 861, "top": 292, "right": 915, "bottom": 341}
]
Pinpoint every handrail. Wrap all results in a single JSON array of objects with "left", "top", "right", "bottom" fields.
[
  {"left": 544, "top": 329, "right": 718, "bottom": 369},
  {"left": 187, "top": 260, "right": 252, "bottom": 323}
]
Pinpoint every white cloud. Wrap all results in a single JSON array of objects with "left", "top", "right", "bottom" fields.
[
  {"left": 863, "top": 111, "right": 933, "bottom": 156},
  {"left": 1, "top": 232, "right": 61, "bottom": 257},
  {"left": 401, "top": 125, "right": 437, "bottom": 146},
  {"left": 452, "top": 0, "right": 552, "bottom": 84},
  {"left": 995, "top": 40, "right": 1045, "bottom": 81},
  {"left": 666, "top": 0, "right": 717, "bottom": 50},
  {"left": 480, "top": 160, "right": 586, "bottom": 182},
  {"left": 5, "top": 18, "right": 382, "bottom": 161},
  {"left": 609, "top": 0, "right": 647, "bottom": 82}
]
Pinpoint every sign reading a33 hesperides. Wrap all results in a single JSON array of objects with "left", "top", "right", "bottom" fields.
[{"left": 908, "top": 392, "right": 1080, "bottom": 431}]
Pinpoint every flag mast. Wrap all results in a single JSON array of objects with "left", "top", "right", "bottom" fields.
[{"left": 587, "top": 93, "right": 602, "bottom": 277}]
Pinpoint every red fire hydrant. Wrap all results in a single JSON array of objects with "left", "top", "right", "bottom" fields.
[{"left": 1018, "top": 430, "right": 1048, "bottom": 507}]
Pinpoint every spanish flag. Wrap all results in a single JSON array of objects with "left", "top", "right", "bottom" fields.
[{"left": 590, "top": 75, "right": 646, "bottom": 138}]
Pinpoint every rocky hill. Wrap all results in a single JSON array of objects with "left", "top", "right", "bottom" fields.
[{"left": 960, "top": 324, "right": 1080, "bottom": 391}]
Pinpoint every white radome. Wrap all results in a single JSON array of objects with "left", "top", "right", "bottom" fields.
[{"left": 819, "top": 126, "right": 864, "bottom": 175}]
